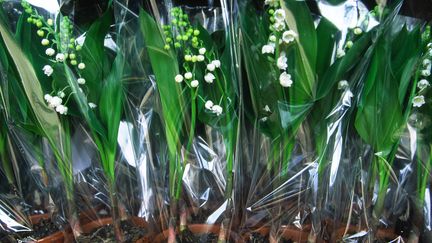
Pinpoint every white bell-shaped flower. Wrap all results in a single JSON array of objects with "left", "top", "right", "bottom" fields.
[
  {"left": 204, "top": 73, "right": 216, "bottom": 83},
  {"left": 43, "top": 65, "right": 53, "bottom": 76},
  {"left": 413, "top": 95, "right": 425, "bottom": 107},
  {"left": 279, "top": 72, "right": 293, "bottom": 87},
  {"left": 175, "top": 74, "right": 184, "bottom": 83}
]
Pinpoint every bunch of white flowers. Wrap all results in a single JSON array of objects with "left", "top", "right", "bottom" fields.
[
  {"left": 273, "top": 9, "right": 286, "bottom": 32},
  {"left": 166, "top": 7, "right": 227, "bottom": 117},
  {"left": 44, "top": 94, "right": 68, "bottom": 115},
  {"left": 204, "top": 100, "right": 223, "bottom": 116},
  {"left": 175, "top": 47, "right": 221, "bottom": 91},
  {"left": 413, "top": 45, "right": 432, "bottom": 108},
  {"left": 261, "top": 3, "right": 298, "bottom": 88}
]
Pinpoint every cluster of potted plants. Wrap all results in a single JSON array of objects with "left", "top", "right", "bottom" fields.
[{"left": 0, "top": 0, "right": 431, "bottom": 242}]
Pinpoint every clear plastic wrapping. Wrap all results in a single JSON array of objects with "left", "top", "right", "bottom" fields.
[
  {"left": 0, "top": 0, "right": 431, "bottom": 242},
  {"left": 133, "top": 0, "right": 241, "bottom": 241}
]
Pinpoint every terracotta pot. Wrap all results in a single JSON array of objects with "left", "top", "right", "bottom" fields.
[
  {"left": 154, "top": 224, "right": 244, "bottom": 243},
  {"left": 78, "top": 205, "right": 111, "bottom": 225},
  {"left": 29, "top": 214, "right": 67, "bottom": 243},
  {"left": 242, "top": 225, "right": 311, "bottom": 243},
  {"left": 80, "top": 216, "right": 150, "bottom": 242},
  {"left": 331, "top": 226, "right": 400, "bottom": 242}
]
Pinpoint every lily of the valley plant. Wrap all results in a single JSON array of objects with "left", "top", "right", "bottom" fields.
[{"left": 140, "top": 4, "right": 238, "bottom": 242}]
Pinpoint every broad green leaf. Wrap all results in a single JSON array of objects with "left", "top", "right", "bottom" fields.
[
  {"left": 317, "top": 31, "right": 373, "bottom": 99},
  {"left": 391, "top": 27, "right": 422, "bottom": 104},
  {"left": 97, "top": 54, "right": 125, "bottom": 181},
  {"left": 240, "top": 3, "right": 279, "bottom": 120},
  {"left": 81, "top": 11, "right": 113, "bottom": 103},
  {"left": 355, "top": 39, "right": 403, "bottom": 154},
  {"left": 280, "top": 0, "right": 317, "bottom": 98},
  {"left": 0, "top": 19, "right": 64, "bottom": 152},
  {"left": 316, "top": 18, "right": 338, "bottom": 78},
  {"left": 139, "top": 9, "right": 184, "bottom": 163}
]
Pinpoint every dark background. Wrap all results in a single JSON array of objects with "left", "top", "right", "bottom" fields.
[{"left": 64, "top": 0, "right": 432, "bottom": 26}]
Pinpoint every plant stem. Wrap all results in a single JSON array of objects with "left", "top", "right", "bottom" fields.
[
  {"left": 65, "top": 186, "right": 82, "bottom": 238},
  {"left": 108, "top": 180, "right": 123, "bottom": 242},
  {"left": 419, "top": 145, "right": 432, "bottom": 204},
  {"left": 373, "top": 143, "right": 398, "bottom": 218}
]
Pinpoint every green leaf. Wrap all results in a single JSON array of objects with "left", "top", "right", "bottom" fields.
[
  {"left": 316, "top": 18, "right": 338, "bottom": 78},
  {"left": 355, "top": 39, "right": 403, "bottom": 154},
  {"left": 240, "top": 3, "right": 279, "bottom": 119},
  {"left": 139, "top": 9, "right": 184, "bottom": 163},
  {"left": 317, "top": 31, "right": 373, "bottom": 99},
  {"left": 97, "top": 54, "right": 125, "bottom": 181},
  {"left": 81, "top": 10, "right": 113, "bottom": 103},
  {"left": 0, "top": 19, "right": 63, "bottom": 151},
  {"left": 280, "top": 0, "right": 317, "bottom": 98}
]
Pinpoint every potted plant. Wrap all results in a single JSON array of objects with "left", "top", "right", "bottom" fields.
[
  {"left": 238, "top": 0, "right": 367, "bottom": 241},
  {"left": 139, "top": 1, "right": 240, "bottom": 242}
]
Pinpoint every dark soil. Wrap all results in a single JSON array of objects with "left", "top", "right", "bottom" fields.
[
  {"left": 172, "top": 228, "right": 235, "bottom": 243},
  {"left": 75, "top": 220, "right": 146, "bottom": 243},
  {"left": 0, "top": 218, "right": 60, "bottom": 242},
  {"left": 245, "top": 232, "right": 294, "bottom": 243}
]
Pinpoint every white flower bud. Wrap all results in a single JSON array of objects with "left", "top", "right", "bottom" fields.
[
  {"left": 199, "top": 48, "right": 206, "bottom": 55},
  {"left": 204, "top": 73, "right": 216, "bottom": 83},
  {"left": 42, "top": 65, "right": 53, "bottom": 76},
  {"left": 45, "top": 48, "right": 55, "bottom": 56},
  {"left": 184, "top": 72, "right": 193, "bottom": 79},
  {"left": 345, "top": 41, "right": 354, "bottom": 49},
  {"left": 197, "top": 55, "right": 205, "bottom": 62},
  {"left": 78, "top": 63, "right": 86, "bottom": 70},
  {"left": 77, "top": 78, "right": 86, "bottom": 85},
  {"left": 418, "top": 79, "right": 430, "bottom": 90},
  {"left": 55, "top": 53, "right": 65, "bottom": 62},
  {"left": 273, "top": 21, "right": 285, "bottom": 32},
  {"left": 205, "top": 100, "right": 214, "bottom": 110},
  {"left": 269, "top": 35, "right": 276, "bottom": 42},
  {"left": 175, "top": 74, "right": 184, "bottom": 83},
  {"left": 190, "top": 80, "right": 199, "bottom": 88},
  {"left": 212, "top": 60, "right": 221, "bottom": 68},
  {"left": 277, "top": 53, "right": 287, "bottom": 70},
  {"left": 211, "top": 105, "right": 223, "bottom": 116},
  {"left": 354, "top": 27, "right": 363, "bottom": 35},
  {"left": 57, "top": 91, "right": 65, "bottom": 98},
  {"left": 41, "top": 39, "right": 50, "bottom": 46},
  {"left": 262, "top": 44, "right": 274, "bottom": 54},
  {"left": 44, "top": 94, "right": 53, "bottom": 103},
  {"left": 207, "top": 63, "right": 216, "bottom": 72},
  {"left": 55, "top": 105, "right": 68, "bottom": 115},
  {"left": 279, "top": 72, "right": 293, "bottom": 87}
]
